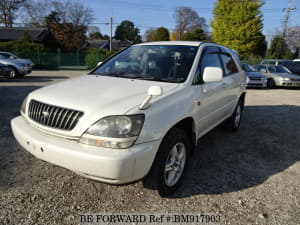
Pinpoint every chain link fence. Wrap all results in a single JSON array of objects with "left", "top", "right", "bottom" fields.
[{"left": 12, "top": 48, "right": 88, "bottom": 70}]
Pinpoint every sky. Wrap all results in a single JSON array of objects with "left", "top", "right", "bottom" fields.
[{"left": 77, "top": 0, "right": 300, "bottom": 41}]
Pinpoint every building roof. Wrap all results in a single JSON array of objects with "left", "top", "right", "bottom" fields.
[
  {"left": 0, "top": 27, "right": 49, "bottom": 42},
  {"left": 86, "top": 39, "right": 133, "bottom": 51}
]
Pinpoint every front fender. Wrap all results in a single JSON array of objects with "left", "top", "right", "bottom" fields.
[{"left": 134, "top": 86, "right": 196, "bottom": 144}]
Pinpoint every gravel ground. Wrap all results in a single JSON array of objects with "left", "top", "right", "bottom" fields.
[{"left": 0, "top": 71, "right": 299, "bottom": 225}]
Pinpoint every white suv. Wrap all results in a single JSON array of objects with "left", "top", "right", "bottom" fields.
[{"left": 11, "top": 42, "right": 247, "bottom": 197}]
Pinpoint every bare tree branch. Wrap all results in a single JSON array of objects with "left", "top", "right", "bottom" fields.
[
  {"left": 0, "top": 0, "right": 25, "bottom": 27},
  {"left": 174, "top": 7, "right": 208, "bottom": 39}
]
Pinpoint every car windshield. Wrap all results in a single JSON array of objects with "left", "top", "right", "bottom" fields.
[
  {"left": 91, "top": 45, "right": 199, "bottom": 83},
  {"left": 268, "top": 65, "right": 291, "bottom": 73},
  {"left": 253, "top": 65, "right": 267, "bottom": 72},
  {"left": 242, "top": 64, "right": 256, "bottom": 72}
]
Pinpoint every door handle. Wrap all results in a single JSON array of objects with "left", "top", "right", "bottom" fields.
[{"left": 222, "top": 83, "right": 228, "bottom": 88}]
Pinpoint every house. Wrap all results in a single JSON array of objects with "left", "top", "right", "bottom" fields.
[
  {"left": 86, "top": 39, "right": 133, "bottom": 51},
  {"left": 0, "top": 27, "right": 49, "bottom": 43}
]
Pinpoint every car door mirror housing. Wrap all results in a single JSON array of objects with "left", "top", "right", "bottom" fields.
[{"left": 203, "top": 67, "right": 223, "bottom": 83}]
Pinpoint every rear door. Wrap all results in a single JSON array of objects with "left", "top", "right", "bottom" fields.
[{"left": 218, "top": 48, "right": 242, "bottom": 115}]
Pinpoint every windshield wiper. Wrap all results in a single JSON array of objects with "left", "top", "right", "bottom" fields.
[
  {"left": 93, "top": 72, "right": 147, "bottom": 79},
  {"left": 93, "top": 72, "right": 181, "bottom": 83},
  {"left": 138, "top": 77, "right": 180, "bottom": 83}
]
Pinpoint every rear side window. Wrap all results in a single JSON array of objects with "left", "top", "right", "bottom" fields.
[{"left": 220, "top": 53, "right": 239, "bottom": 76}]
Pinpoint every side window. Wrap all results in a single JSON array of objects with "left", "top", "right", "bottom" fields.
[
  {"left": 220, "top": 53, "right": 238, "bottom": 76},
  {"left": 194, "top": 47, "right": 222, "bottom": 84}
]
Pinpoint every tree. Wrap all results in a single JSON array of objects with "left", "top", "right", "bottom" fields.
[
  {"left": 22, "top": 0, "right": 50, "bottom": 27},
  {"left": 286, "top": 26, "right": 300, "bottom": 56},
  {"left": 174, "top": 7, "right": 208, "bottom": 40},
  {"left": 266, "top": 35, "right": 293, "bottom": 59},
  {"left": 144, "top": 28, "right": 156, "bottom": 42},
  {"left": 45, "top": 11, "right": 87, "bottom": 50},
  {"left": 114, "top": 20, "right": 141, "bottom": 43},
  {"left": 51, "top": 0, "right": 94, "bottom": 27},
  {"left": 169, "top": 32, "right": 180, "bottom": 41},
  {"left": 211, "top": 0, "right": 265, "bottom": 58},
  {"left": 0, "top": 0, "right": 25, "bottom": 27},
  {"left": 153, "top": 27, "right": 169, "bottom": 41},
  {"left": 253, "top": 35, "right": 267, "bottom": 57},
  {"left": 182, "top": 28, "right": 206, "bottom": 41},
  {"left": 23, "top": 0, "right": 94, "bottom": 27}
]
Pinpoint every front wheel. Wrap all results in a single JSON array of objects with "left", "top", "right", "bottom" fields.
[
  {"left": 7, "top": 67, "right": 18, "bottom": 79},
  {"left": 267, "top": 79, "right": 276, "bottom": 89},
  {"left": 143, "top": 128, "right": 190, "bottom": 197},
  {"left": 224, "top": 100, "right": 244, "bottom": 132}
]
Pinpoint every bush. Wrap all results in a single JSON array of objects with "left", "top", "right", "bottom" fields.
[
  {"left": 0, "top": 40, "right": 46, "bottom": 64},
  {"left": 84, "top": 48, "right": 114, "bottom": 69}
]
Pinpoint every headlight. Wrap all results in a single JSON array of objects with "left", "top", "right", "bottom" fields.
[
  {"left": 20, "top": 96, "right": 28, "bottom": 114},
  {"left": 17, "top": 63, "right": 26, "bottom": 70},
  {"left": 79, "top": 114, "right": 145, "bottom": 149},
  {"left": 280, "top": 77, "right": 290, "bottom": 81}
]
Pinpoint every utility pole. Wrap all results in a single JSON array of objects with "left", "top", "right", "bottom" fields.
[
  {"left": 280, "top": 1, "right": 296, "bottom": 57},
  {"left": 110, "top": 16, "right": 113, "bottom": 51}
]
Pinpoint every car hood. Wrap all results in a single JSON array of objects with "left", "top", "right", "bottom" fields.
[
  {"left": 27, "top": 75, "right": 179, "bottom": 136},
  {"left": 246, "top": 72, "right": 265, "bottom": 77},
  {"left": 0, "top": 58, "right": 33, "bottom": 65},
  {"left": 272, "top": 72, "right": 300, "bottom": 79}
]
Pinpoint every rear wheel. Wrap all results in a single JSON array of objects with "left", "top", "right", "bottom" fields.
[
  {"left": 143, "top": 128, "right": 190, "bottom": 197},
  {"left": 224, "top": 100, "right": 244, "bottom": 132}
]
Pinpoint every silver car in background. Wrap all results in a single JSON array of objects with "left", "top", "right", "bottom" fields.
[
  {"left": 254, "top": 64, "right": 300, "bottom": 88},
  {"left": 0, "top": 52, "right": 34, "bottom": 78},
  {"left": 242, "top": 63, "right": 267, "bottom": 88}
]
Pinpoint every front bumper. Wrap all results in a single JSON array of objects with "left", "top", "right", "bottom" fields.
[
  {"left": 11, "top": 116, "right": 160, "bottom": 184},
  {"left": 246, "top": 79, "right": 267, "bottom": 88},
  {"left": 276, "top": 80, "right": 300, "bottom": 87}
]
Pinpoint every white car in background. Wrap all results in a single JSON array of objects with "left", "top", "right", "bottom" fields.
[
  {"left": 254, "top": 64, "right": 300, "bottom": 88},
  {"left": 11, "top": 42, "right": 247, "bottom": 197}
]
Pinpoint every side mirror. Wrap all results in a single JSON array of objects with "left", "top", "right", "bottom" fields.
[
  {"left": 97, "top": 62, "right": 102, "bottom": 66},
  {"left": 139, "top": 86, "right": 162, "bottom": 110},
  {"left": 9, "top": 56, "right": 15, "bottom": 59},
  {"left": 203, "top": 67, "right": 223, "bottom": 83},
  {"left": 148, "top": 86, "right": 162, "bottom": 96}
]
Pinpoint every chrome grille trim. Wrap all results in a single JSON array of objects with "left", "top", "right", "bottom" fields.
[{"left": 28, "top": 99, "right": 83, "bottom": 130}]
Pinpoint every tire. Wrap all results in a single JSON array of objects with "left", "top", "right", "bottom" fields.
[
  {"left": 224, "top": 100, "right": 244, "bottom": 132},
  {"left": 143, "top": 128, "right": 190, "bottom": 197},
  {"left": 7, "top": 67, "right": 18, "bottom": 79},
  {"left": 267, "top": 79, "right": 276, "bottom": 89}
]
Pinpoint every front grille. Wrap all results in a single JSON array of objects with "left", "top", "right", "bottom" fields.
[
  {"left": 290, "top": 78, "right": 300, "bottom": 81},
  {"left": 249, "top": 77, "right": 263, "bottom": 81},
  {"left": 28, "top": 100, "right": 83, "bottom": 130}
]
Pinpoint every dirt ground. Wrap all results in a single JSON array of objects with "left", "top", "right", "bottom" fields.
[{"left": 0, "top": 71, "right": 299, "bottom": 225}]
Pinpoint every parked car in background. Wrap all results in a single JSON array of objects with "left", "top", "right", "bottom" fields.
[
  {"left": 0, "top": 52, "right": 34, "bottom": 78},
  {"left": 283, "top": 60, "right": 300, "bottom": 76},
  {"left": 254, "top": 64, "right": 300, "bottom": 88},
  {"left": 11, "top": 41, "right": 247, "bottom": 197},
  {"left": 0, "top": 63, "right": 12, "bottom": 78},
  {"left": 261, "top": 59, "right": 292, "bottom": 65},
  {"left": 242, "top": 63, "right": 267, "bottom": 88}
]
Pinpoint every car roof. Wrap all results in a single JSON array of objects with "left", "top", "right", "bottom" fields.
[{"left": 136, "top": 41, "right": 202, "bottom": 47}]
